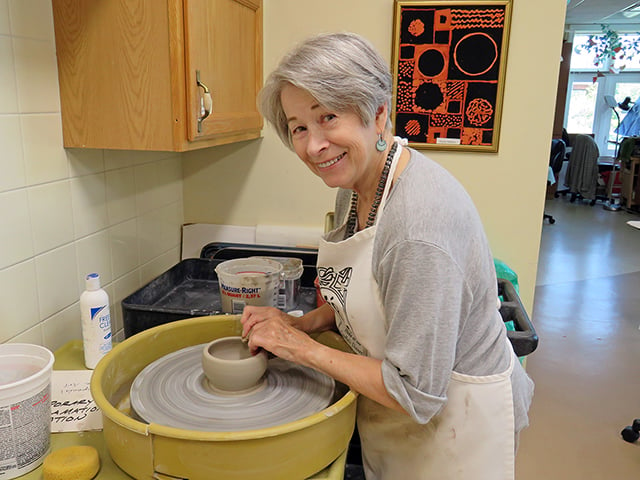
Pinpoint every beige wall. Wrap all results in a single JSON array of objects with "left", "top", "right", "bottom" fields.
[
  {"left": 0, "top": 0, "right": 184, "bottom": 348},
  {"left": 184, "top": 0, "right": 567, "bottom": 312}
]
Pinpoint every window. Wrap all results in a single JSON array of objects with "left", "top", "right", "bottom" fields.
[
  {"left": 564, "top": 31, "right": 640, "bottom": 157},
  {"left": 566, "top": 80, "right": 598, "bottom": 134},
  {"left": 572, "top": 32, "right": 640, "bottom": 73}
]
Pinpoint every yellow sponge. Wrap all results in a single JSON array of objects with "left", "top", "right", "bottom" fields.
[{"left": 43, "top": 446, "right": 100, "bottom": 480}]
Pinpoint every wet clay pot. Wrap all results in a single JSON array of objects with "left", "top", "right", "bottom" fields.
[{"left": 201, "top": 336, "right": 268, "bottom": 393}]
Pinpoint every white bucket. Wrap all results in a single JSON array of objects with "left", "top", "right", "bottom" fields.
[
  {"left": 215, "top": 258, "right": 284, "bottom": 314},
  {"left": 0, "top": 343, "right": 54, "bottom": 480}
]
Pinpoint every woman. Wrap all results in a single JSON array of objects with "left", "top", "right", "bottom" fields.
[{"left": 241, "top": 32, "right": 533, "bottom": 479}]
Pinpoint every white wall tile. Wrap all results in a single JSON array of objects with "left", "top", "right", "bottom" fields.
[
  {"left": 34, "top": 244, "right": 78, "bottom": 319},
  {"left": 143, "top": 202, "right": 182, "bottom": 263},
  {"left": 21, "top": 113, "right": 68, "bottom": 185},
  {"left": 9, "top": 324, "right": 43, "bottom": 345},
  {"left": 106, "top": 167, "right": 136, "bottom": 225},
  {"left": 0, "top": 189, "right": 33, "bottom": 268},
  {"left": 103, "top": 150, "right": 135, "bottom": 171},
  {"left": 105, "top": 150, "right": 174, "bottom": 171},
  {"left": 8, "top": 0, "right": 54, "bottom": 42},
  {"left": 134, "top": 162, "right": 162, "bottom": 215},
  {"left": 13, "top": 37, "right": 60, "bottom": 113},
  {"left": 28, "top": 180, "right": 74, "bottom": 254},
  {"left": 0, "top": 37, "right": 18, "bottom": 112},
  {"left": 68, "top": 148, "right": 105, "bottom": 178},
  {"left": 76, "top": 230, "right": 113, "bottom": 292},
  {"left": 1, "top": 8, "right": 186, "bottom": 346},
  {"left": 42, "top": 303, "right": 80, "bottom": 352},
  {"left": 0, "top": 0, "right": 10, "bottom": 35},
  {"left": 140, "top": 246, "right": 180, "bottom": 286},
  {"left": 165, "top": 201, "right": 184, "bottom": 247},
  {"left": 137, "top": 210, "right": 162, "bottom": 264},
  {"left": 70, "top": 173, "right": 108, "bottom": 239},
  {"left": 0, "top": 260, "right": 39, "bottom": 342},
  {"left": 0, "top": 115, "right": 25, "bottom": 191},
  {"left": 109, "top": 219, "right": 139, "bottom": 279},
  {"left": 157, "top": 156, "right": 184, "bottom": 206},
  {"left": 135, "top": 157, "right": 185, "bottom": 215}
]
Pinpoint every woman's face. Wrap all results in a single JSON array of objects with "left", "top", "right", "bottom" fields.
[{"left": 280, "top": 84, "right": 383, "bottom": 193}]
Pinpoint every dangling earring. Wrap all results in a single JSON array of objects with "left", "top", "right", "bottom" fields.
[{"left": 376, "top": 134, "right": 387, "bottom": 152}]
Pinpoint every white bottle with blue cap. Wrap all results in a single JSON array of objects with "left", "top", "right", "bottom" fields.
[{"left": 80, "top": 273, "right": 112, "bottom": 369}]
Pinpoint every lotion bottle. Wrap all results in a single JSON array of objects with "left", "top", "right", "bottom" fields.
[{"left": 80, "top": 273, "right": 113, "bottom": 369}]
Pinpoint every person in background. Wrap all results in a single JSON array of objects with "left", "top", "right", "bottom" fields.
[{"left": 241, "top": 32, "right": 534, "bottom": 479}]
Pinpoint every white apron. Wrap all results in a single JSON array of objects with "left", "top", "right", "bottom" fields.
[{"left": 317, "top": 143, "right": 516, "bottom": 479}]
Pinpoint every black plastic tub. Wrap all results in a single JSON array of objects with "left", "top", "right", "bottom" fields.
[
  {"left": 122, "top": 258, "right": 222, "bottom": 337},
  {"left": 122, "top": 258, "right": 318, "bottom": 338}
]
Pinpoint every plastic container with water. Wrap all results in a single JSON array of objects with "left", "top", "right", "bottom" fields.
[
  {"left": 0, "top": 343, "right": 54, "bottom": 479},
  {"left": 214, "top": 257, "right": 284, "bottom": 314}
]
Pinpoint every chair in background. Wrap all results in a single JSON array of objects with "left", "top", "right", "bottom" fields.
[
  {"left": 544, "top": 138, "right": 566, "bottom": 224},
  {"left": 562, "top": 133, "right": 600, "bottom": 205}
]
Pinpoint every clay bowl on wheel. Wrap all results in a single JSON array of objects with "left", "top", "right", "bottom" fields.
[{"left": 201, "top": 336, "right": 268, "bottom": 394}]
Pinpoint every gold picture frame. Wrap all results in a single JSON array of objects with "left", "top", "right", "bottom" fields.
[{"left": 391, "top": 0, "right": 513, "bottom": 152}]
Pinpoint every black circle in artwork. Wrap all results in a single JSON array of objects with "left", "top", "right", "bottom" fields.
[
  {"left": 418, "top": 49, "right": 445, "bottom": 77},
  {"left": 415, "top": 82, "right": 443, "bottom": 111},
  {"left": 454, "top": 33, "right": 498, "bottom": 76}
]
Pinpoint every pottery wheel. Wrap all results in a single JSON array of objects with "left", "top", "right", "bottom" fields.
[{"left": 130, "top": 344, "right": 335, "bottom": 432}]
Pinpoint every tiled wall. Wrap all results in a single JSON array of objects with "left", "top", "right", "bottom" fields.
[{"left": 0, "top": 0, "right": 184, "bottom": 349}]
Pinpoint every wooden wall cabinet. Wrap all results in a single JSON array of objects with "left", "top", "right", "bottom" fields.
[{"left": 52, "top": 0, "right": 263, "bottom": 151}]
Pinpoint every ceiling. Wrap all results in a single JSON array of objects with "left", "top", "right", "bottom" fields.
[{"left": 565, "top": 0, "right": 640, "bottom": 29}]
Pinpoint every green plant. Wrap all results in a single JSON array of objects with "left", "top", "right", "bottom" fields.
[{"left": 574, "top": 25, "right": 640, "bottom": 72}]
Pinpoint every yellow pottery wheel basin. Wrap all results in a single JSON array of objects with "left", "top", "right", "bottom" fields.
[{"left": 90, "top": 315, "right": 357, "bottom": 480}]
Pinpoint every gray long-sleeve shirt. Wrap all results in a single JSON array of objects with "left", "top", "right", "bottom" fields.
[{"left": 333, "top": 147, "right": 534, "bottom": 433}]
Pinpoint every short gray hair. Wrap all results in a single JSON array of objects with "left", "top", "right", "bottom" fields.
[{"left": 259, "top": 32, "right": 393, "bottom": 150}]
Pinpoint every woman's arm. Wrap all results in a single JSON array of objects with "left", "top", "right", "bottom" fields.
[
  {"left": 291, "top": 303, "right": 337, "bottom": 333},
  {"left": 242, "top": 311, "right": 406, "bottom": 415},
  {"left": 305, "top": 340, "right": 406, "bottom": 414},
  {"left": 240, "top": 303, "right": 336, "bottom": 337}
]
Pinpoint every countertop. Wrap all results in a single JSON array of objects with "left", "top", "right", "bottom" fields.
[{"left": 20, "top": 341, "right": 346, "bottom": 480}]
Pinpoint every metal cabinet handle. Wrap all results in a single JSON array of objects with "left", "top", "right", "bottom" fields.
[{"left": 196, "top": 70, "right": 212, "bottom": 133}]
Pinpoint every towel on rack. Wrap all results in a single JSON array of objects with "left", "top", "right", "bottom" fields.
[{"left": 564, "top": 134, "right": 599, "bottom": 200}]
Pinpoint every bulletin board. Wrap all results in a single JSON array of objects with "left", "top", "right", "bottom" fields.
[{"left": 391, "top": 0, "right": 512, "bottom": 152}]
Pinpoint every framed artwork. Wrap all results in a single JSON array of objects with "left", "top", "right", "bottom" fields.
[{"left": 391, "top": 0, "right": 513, "bottom": 152}]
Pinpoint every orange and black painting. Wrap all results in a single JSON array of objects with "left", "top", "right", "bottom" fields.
[{"left": 392, "top": 1, "right": 512, "bottom": 152}]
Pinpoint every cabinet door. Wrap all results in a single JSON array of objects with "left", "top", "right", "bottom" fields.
[{"left": 184, "top": 0, "right": 263, "bottom": 142}]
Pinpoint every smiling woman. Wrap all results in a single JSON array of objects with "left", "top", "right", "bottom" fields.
[{"left": 245, "top": 31, "right": 534, "bottom": 480}]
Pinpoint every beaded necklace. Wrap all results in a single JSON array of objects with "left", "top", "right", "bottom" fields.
[{"left": 345, "top": 141, "right": 398, "bottom": 238}]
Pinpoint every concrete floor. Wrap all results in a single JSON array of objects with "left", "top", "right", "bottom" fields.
[{"left": 516, "top": 197, "right": 640, "bottom": 478}]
